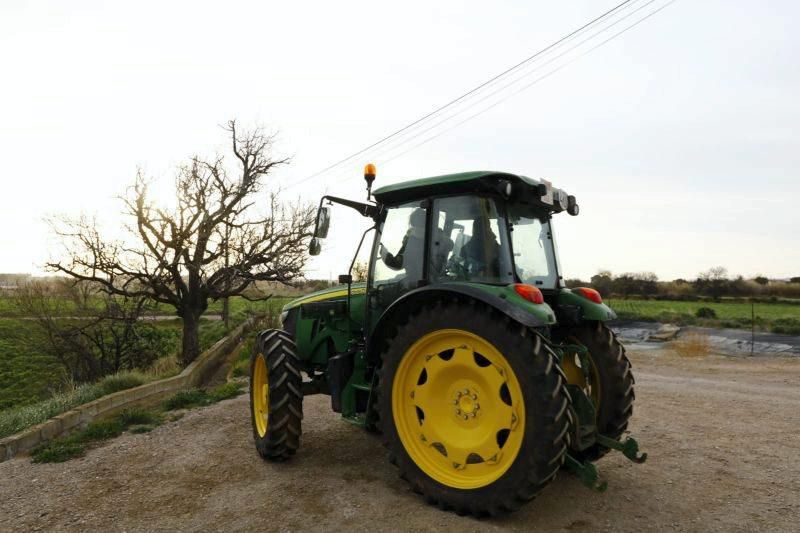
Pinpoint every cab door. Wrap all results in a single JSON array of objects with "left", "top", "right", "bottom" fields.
[{"left": 367, "top": 201, "right": 428, "bottom": 327}]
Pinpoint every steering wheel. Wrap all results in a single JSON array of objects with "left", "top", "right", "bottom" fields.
[{"left": 446, "top": 256, "right": 471, "bottom": 280}]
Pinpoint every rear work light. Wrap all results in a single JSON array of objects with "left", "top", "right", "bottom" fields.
[
  {"left": 513, "top": 284, "right": 544, "bottom": 304},
  {"left": 574, "top": 287, "right": 603, "bottom": 304}
]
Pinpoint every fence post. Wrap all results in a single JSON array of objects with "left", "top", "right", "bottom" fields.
[{"left": 751, "top": 300, "right": 755, "bottom": 356}]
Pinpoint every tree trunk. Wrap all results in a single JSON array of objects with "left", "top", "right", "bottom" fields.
[
  {"left": 222, "top": 297, "right": 229, "bottom": 329},
  {"left": 180, "top": 313, "right": 202, "bottom": 366}
]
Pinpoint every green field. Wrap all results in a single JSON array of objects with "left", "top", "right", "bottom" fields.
[
  {"left": 0, "top": 295, "right": 291, "bottom": 412},
  {"left": 607, "top": 298, "right": 800, "bottom": 333},
  {"left": 0, "top": 292, "right": 293, "bottom": 318},
  {"left": 0, "top": 319, "right": 65, "bottom": 410}
]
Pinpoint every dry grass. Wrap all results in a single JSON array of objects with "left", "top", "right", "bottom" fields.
[
  {"left": 673, "top": 332, "right": 712, "bottom": 357},
  {"left": 145, "top": 355, "right": 180, "bottom": 379}
]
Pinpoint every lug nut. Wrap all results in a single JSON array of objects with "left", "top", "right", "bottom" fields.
[
  {"left": 471, "top": 394, "right": 477, "bottom": 400},
  {"left": 455, "top": 409, "right": 461, "bottom": 415},
  {"left": 463, "top": 389, "right": 469, "bottom": 395}
]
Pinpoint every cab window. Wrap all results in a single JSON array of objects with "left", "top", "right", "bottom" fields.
[{"left": 429, "top": 196, "right": 514, "bottom": 284}]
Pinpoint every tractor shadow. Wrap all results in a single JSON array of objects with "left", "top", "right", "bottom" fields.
[{"left": 271, "top": 397, "right": 666, "bottom": 530}]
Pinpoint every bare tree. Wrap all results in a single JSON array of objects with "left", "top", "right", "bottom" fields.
[
  {"left": 48, "top": 121, "right": 315, "bottom": 365},
  {"left": 16, "top": 280, "right": 169, "bottom": 381},
  {"left": 352, "top": 261, "right": 368, "bottom": 283}
]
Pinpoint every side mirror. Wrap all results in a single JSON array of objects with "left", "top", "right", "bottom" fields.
[
  {"left": 315, "top": 206, "right": 331, "bottom": 239},
  {"left": 567, "top": 195, "right": 579, "bottom": 216},
  {"left": 309, "top": 237, "right": 322, "bottom": 256}
]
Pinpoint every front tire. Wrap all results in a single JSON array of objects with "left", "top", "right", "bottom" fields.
[
  {"left": 249, "top": 329, "right": 303, "bottom": 461},
  {"left": 379, "top": 300, "right": 571, "bottom": 516}
]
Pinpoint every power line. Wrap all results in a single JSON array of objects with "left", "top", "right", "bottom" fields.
[
  {"left": 336, "top": 0, "right": 663, "bottom": 180},
  {"left": 376, "top": 0, "right": 680, "bottom": 167},
  {"left": 291, "top": 0, "right": 636, "bottom": 188}
]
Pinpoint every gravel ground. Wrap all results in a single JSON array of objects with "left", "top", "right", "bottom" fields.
[{"left": 1, "top": 348, "right": 798, "bottom": 532}]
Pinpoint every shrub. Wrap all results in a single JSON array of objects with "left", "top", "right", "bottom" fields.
[
  {"left": 210, "top": 382, "right": 243, "bottom": 402},
  {"left": 163, "top": 383, "right": 243, "bottom": 411},
  {"left": 81, "top": 418, "right": 125, "bottom": 441},
  {"left": 30, "top": 407, "right": 164, "bottom": 463},
  {"left": 117, "top": 407, "right": 162, "bottom": 426},
  {"left": 162, "top": 389, "right": 211, "bottom": 410},
  {"left": 770, "top": 318, "right": 800, "bottom": 335},
  {"left": 232, "top": 359, "right": 249, "bottom": 378},
  {"left": 31, "top": 438, "right": 85, "bottom": 463},
  {"left": 97, "top": 371, "right": 147, "bottom": 395},
  {"left": 15, "top": 281, "right": 178, "bottom": 382},
  {"left": 673, "top": 333, "right": 711, "bottom": 358},
  {"left": 695, "top": 307, "right": 717, "bottom": 319}
]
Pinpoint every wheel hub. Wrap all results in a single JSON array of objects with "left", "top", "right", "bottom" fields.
[{"left": 454, "top": 389, "right": 480, "bottom": 419}]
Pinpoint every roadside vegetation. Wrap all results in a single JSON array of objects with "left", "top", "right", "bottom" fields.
[
  {"left": 607, "top": 298, "right": 800, "bottom": 335},
  {"left": 566, "top": 267, "right": 800, "bottom": 335},
  {"left": 0, "top": 289, "right": 284, "bottom": 435},
  {"left": 30, "top": 382, "right": 244, "bottom": 463},
  {"left": 0, "top": 370, "right": 150, "bottom": 439}
]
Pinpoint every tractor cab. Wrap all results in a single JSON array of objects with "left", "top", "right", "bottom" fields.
[
  {"left": 309, "top": 170, "right": 582, "bottom": 324},
  {"left": 250, "top": 165, "right": 646, "bottom": 516}
]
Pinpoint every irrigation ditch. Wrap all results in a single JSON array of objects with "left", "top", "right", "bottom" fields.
[{"left": 0, "top": 314, "right": 267, "bottom": 462}]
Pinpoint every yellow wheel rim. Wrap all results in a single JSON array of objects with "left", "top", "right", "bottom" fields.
[
  {"left": 252, "top": 353, "right": 269, "bottom": 437},
  {"left": 392, "top": 329, "right": 525, "bottom": 490},
  {"left": 562, "top": 339, "right": 600, "bottom": 408}
]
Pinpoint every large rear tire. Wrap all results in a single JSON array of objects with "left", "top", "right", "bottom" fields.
[
  {"left": 378, "top": 300, "right": 571, "bottom": 516},
  {"left": 249, "top": 329, "right": 303, "bottom": 461},
  {"left": 564, "top": 321, "right": 634, "bottom": 461}
]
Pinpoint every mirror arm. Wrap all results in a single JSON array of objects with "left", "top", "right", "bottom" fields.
[{"left": 320, "top": 195, "right": 380, "bottom": 220}]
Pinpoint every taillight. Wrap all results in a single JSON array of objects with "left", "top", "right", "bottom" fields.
[
  {"left": 513, "top": 284, "right": 544, "bottom": 304},
  {"left": 574, "top": 287, "right": 603, "bottom": 304}
]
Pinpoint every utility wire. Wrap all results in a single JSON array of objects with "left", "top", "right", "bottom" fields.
[
  {"left": 336, "top": 0, "right": 662, "bottom": 181},
  {"left": 376, "top": 0, "right": 679, "bottom": 167},
  {"left": 291, "top": 0, "right": 636, "bottom": 188}
]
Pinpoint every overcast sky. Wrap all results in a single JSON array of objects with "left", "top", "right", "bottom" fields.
[{"left": 1, "top": 0, "right": 797, "bottom": 281}]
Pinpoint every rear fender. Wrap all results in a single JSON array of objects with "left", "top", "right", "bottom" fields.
[
  {"left": 555, "top": 288, "right": 617, "bottom": 325},
  {"left": 367, "top": 283, "right": 554, "bottom": 362}
]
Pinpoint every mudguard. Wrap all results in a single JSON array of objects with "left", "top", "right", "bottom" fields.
[
  {"left": 367, "top": 282, "right": 556, "bottom": 360},
  {"left": 555, "top": 288, "right": 617, "bottom": 323}
]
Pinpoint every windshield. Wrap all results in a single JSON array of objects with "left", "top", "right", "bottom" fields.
[
  {"left": 429, "top": 196, "right": 514, "bottom": 284},
  {"left": 507, "top": 204, "right": 559, "bottom": 288}
]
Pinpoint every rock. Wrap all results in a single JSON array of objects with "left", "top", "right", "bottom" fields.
[{"left": 649, "top": 324, "right": 681, "bottom": 342}]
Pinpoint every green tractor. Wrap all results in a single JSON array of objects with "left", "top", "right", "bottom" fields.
[{"left": 249, "top": 166, "right": 645, "bottom": 516}]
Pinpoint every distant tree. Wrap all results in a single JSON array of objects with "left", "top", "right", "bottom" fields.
[
  {"left": 590, "top": 270, "right": 614, "bottom": 297},
  {"left": 612, "top": 273, "right": 636, "bottom": 297},
  {"left": 694, "top": 267, "right": 729, "bottom": 300},
  {"left": 352, "top": 262, "right": 369, "bottom": 283},
  {"left": 47, "top": 122, "right": 315, "bottom": 366},
  {"left": 791, "top": 277, "right": 800, "bottom": 284},
  {"left": 753, "top": 276, "right": 769, "bottom": 286},
  {"left": 564, "top": 278, "right": 590, "bottom": 289}
]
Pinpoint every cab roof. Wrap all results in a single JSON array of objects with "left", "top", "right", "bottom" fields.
[{"left": 372, "top": 170, "right": 543, "bottom": 205}]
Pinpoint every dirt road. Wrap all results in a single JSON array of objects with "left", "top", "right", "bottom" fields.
[{"left": 1, "top": 349, "right": 798, "bottom": 532}]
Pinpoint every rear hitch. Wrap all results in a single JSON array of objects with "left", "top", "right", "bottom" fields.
[
  {"left": 596, "top": 434, "right": 648, "bottom": 464},
  {"left": 564, "top": 435, "right": 647, "bottom": 492},
  {"left": 564, "top": 453, "right": 607, "bottom": 492}
]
